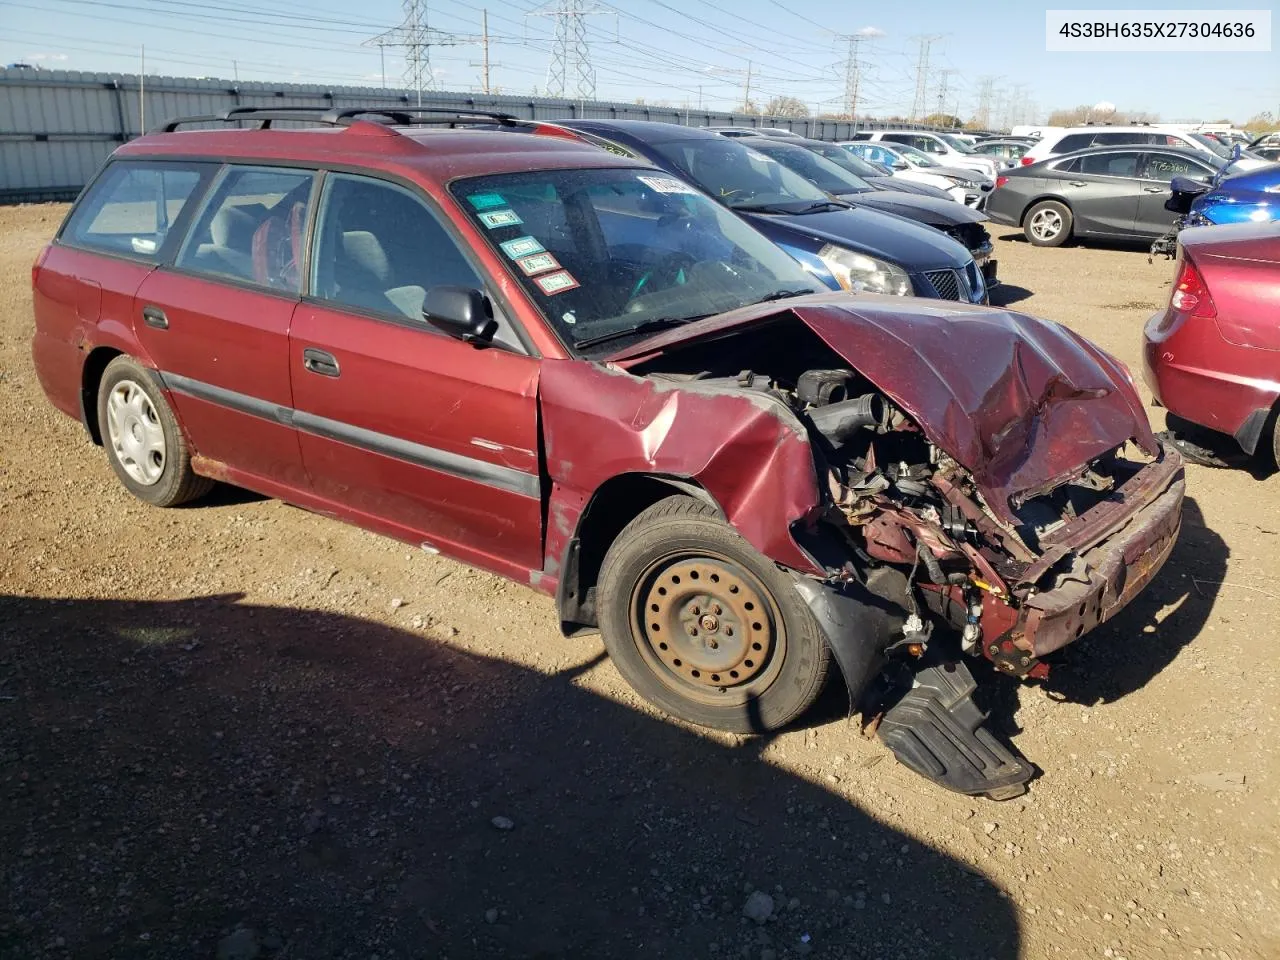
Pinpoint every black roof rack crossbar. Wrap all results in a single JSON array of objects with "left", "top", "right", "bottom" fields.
[{"left": 153, "top": 105, "right": 518, "bottom": 134}]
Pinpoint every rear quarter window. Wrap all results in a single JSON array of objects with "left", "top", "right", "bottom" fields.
[
  {"left": 61, "top": 160, "right": 210, "bottom": 260},
  {"left": 1054, "top": 134, "right": 1095, "bottom": 153}
]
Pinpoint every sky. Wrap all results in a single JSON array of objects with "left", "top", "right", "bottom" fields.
[{"left": 2, "top": 0, "right": 1277, "bottom": 125}]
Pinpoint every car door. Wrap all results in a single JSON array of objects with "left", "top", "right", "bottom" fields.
[
  {"left": 133, "top": 164, "right": 316, "bottom": 488},
  {"left": 1135, "top": 151, "right": 1217, "bottom": 236},
  {"left": 289, "top": 171, "right": 543, "bottom": 577},
  {"left": 1055, "top": 150, "right": 1145, "bottom": 236}
]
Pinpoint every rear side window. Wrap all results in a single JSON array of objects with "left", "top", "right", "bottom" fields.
[
  {"left": 1055, "top": 134, "right": 1095, "bottom": 152},
  {"left": 1079, "top": 152, "right": 1141, "bottom": 177},
  {"left": 61, "top": 160, "right": 208, "bottom": 260},
  {"left": 310, "top": 173, "right": 481, "bottom": 321},
  {"left": 176, "top": 166, "right": 315, "bottom": 293}
]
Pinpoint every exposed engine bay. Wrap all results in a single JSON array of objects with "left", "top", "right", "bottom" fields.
[{"left": 634, "top": 317, "right": 1158, "bottom": 680}]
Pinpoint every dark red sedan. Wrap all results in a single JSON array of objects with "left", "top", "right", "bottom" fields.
[{"left": 1144, "top": 222, "right": 1280, "bottom": 462}]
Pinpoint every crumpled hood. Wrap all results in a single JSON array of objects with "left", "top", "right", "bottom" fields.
[{"left": 610, "top": 293, "right": 1156, "bottom": 522}]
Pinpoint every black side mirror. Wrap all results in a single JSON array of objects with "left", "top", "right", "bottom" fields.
[{"left": 423, "top": 286, "right": 497, "bottom": 345}]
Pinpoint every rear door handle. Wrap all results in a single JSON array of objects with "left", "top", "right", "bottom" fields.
[
  {"left": 302, "top": 347, "right": 341, "bottom": 378},
  {"left": 1068, "top": 181, "right": 1088, "bottom": 187},
  {"left": 141, "top": 305, "right": 168, "bottom": 329},
  {"left": 1143, "top": 186, "right": 1165, "bottom": 193}
]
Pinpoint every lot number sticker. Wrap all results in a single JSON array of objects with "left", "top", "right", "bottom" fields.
[
  {"left": 638, "top": 175, "right": 698, "bottom": 195},
  {"left": 478, "top": 209, "right": 523, "bottom": 229},
  {"left": 499, "top": 236, "right": 545, "bottom": 259},
  {"left": 467, "top": 193, "right": 508, "bottom": 210},
  {"left": 515, "top": 252, "right": 562, "bottom": 276},
  {"left": 534, "top": 270, "right": 580, "bottom": 295}
]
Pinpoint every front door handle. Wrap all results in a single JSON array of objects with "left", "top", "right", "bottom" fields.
[
  {"left": 141, "top": 305, "right": 168, "bottom": 330},
  {"left": 1143, "top": 186, "right": 1165, "bottom": 193},
  {"left": 1068, "top": 181, "right": 1088, "bottom": 187},
  {"left": 302, "top": 347, "right": 341, "bottom": 378}
]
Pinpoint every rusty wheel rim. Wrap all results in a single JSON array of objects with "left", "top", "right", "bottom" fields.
[{"left": 629, "top": 552, "right": 784, "bottom": 705}]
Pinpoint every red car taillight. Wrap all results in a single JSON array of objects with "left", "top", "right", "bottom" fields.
[
  {"left": 995, "top": 175, "right": 1009, "bottom": 189},
  {"left": 1169, "top": 255, "right": 1217, "bottom": 319},
  {"left": 1019, "top": 156, "right": 1034, "bottom": 166}
]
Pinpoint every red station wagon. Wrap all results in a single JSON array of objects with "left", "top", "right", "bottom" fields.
[{"left": 32, "top": 107, "right": 1186, "bottom": 799}]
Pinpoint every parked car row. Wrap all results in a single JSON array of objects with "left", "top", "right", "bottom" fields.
[{"left": 32, "top": 106, "right": 1188, "bottom": 801}]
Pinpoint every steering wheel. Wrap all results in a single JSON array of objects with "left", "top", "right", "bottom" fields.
[{"left": 625, "top": 251, "right": 698, "bottom": 310}]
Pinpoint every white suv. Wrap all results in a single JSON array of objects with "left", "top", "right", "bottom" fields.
[
  {"left": 1019, "top": 125, "right": 1269, "bottom": 171},
  {"left": 850, "top": 131, "right": 1004, "bottom": 179}
]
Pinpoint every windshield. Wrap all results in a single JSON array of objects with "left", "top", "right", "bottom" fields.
[
  {"left": 648, "top": 137, "right": 830, "bottom": 210},
  {"left": 450, "top": 168, "right": 825, "bottom": 353},
  {"left": 939, "top": 134, "right": 975, "bottom": 153},
  {"left": 896, "top": 144, "right": 943, "bottom": 168},
  {"left": 806, "top": 142, "right": 887, "bottom": 179},
  {"left": 1186, "top": 131, "right": 1233, "bottom": 159},
  {"left": 746, "top": 140, "right": 874, "bottom": 195}
]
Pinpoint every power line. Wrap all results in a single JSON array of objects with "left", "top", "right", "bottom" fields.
[{"left": 526, "top": 0, "right": 615, "bottom": 99}]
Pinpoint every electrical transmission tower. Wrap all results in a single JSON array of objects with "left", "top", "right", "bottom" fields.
[
  {"left": 936, "top": 68, "right": 957, "bottom": 120},
  {"left": 527, "top": 0, "right": 616, "bottom": 100},
  {"left": 365, "top": 1, "right": 464, "bottom": 106},
  {"left": 975, "top": 75, "right": 998, "bottom": 129},
  {"left": 838, "top": 34, "right": 869, "bottom": 118},
  {"left": 909, "top": 34, "right": 943, "bottom": 122}
]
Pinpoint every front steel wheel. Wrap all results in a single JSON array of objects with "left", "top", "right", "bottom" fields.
[{"left": 598, "top": 495, "right": 831, "bottom": 733}]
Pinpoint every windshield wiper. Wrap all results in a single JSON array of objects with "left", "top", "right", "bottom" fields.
[
  {"left": 797, "top": 199, "right": 851, "bottom": 212},
  {"left": 574, "top": 315, "right": 709, "bottom": 349},
  {"left": 753, "top": 288, "right": 814, "bottom": 304}
]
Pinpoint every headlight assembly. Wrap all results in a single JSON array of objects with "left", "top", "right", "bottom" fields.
[{"left": 817, "top": 244, "right": 913, "bottom": 296}]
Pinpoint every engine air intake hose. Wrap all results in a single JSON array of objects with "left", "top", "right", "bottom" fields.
[{"left": 808, "top": 393, "right": 890, "bottom": 445}]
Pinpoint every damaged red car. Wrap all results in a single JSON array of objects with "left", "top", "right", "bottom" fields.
[{"left": 31, "top": 107, "right": 1185, "bottom": 799}]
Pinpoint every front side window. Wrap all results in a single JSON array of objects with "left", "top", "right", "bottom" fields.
[
  {"left": 62, "top": 160, "right": 208, "bottom": 259},
  {"left": 176, "top": 166, "right": 315, "bottom": 292},
  {"left": 1141, "top": 153, "right": 1211, "bottom": 180},
  {"left": 450, "top": 168, "right": 824, "bottom": 352},
  {"left": 310, "top": 173, "right": 481, "bottom": 321},
  {"left": 1079, "top": 152, "right": 1141, "bottom": 177}
]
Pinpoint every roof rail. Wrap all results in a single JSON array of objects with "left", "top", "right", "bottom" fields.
[{"left": 153, "top": 105, "right": 518, "bottom": 134}]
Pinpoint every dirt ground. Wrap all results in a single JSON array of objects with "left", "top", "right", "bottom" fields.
[{"left": 1, "top": 204, "right": 1277, "bottom": 960}]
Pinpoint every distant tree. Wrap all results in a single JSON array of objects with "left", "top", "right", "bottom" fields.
[
  {"left": 764, "top": 95, "right": 809, "bottom": 118},
  {"left": 1246, "top": 110, "right": 1278, "bottom": 132},
  {"left": 738, "top": 100, "right": 761, "bottom": 115},
  {"left": 921, "top": 112, "right": 962, "bottom": 128},
  {"left": 1047, "top": 104, "right": 1160, "bottom": 126}
]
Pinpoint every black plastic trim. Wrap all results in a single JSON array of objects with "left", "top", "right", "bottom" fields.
[{"left": 159, "top": 371, "right": 539, "bottom": 498}]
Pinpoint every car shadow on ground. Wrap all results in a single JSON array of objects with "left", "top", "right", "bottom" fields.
[
  {"left": 0, "top": 594, "right": 1021, "bottom": 960},
  {"left": 987, "top": 283, "right": 1033, "bottom": 308},
  {"left": 1036, "top": 495, "right": 1227, "bottom": 707},
  {"left": 993, "top": 231, "right": 1165, "bottom": 256}
]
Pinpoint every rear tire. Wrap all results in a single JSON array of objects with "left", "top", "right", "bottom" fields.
[
  {"left": 597, "top": 495, "right": 831, "bottom": 734},
  {"left": 97, "top": 356, "right": 212, "bottom": 507},
  {"left": 1023, "top": 200, "right": 1073, "bottom": 247}
]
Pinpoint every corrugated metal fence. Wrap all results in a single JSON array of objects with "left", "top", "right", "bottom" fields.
[{"left": 0, "top": 67, "right": 947, "bottom": 203}]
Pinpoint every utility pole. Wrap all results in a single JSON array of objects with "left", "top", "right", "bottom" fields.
[
  {"left": 527, "top": 0, "right": 617, "bottom": 100},
  {"left": 468, "top": 9, "right": 498, "bottom": 94},
  {"left": 365, "top": 1, "right": 464, "bottom": 106},
  {"left": 138, "top": 45, "right": 145, "bottom": 135},
  {"left": 742, "top": 59, "right": 752, "bottom": 113},
  {"left": 909, "top": 34, "right": 943, "bottom": 123}
]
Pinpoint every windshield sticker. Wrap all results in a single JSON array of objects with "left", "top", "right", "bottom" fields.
[
  {"left": 534, "top": 270, "right": 579, "bottom": 295},
  {"left": 478, "top": 209, "right": 523, "bottom": 229},
  {"left": 466, "top": 192, "right": 507, "bottom": 210},
  {"left": 514, "top": 252, "right": 561, "bottom": 277},
  {"left": 638, "top": 175, "right": 698, "bottom": 195},
  {"left": 499, "top": 236, "right": 545, "bottom": 259},
  {"left": 561, "top": 311, "right": 577, "bottom": 325}
]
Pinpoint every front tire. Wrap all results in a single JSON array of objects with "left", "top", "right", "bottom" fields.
[
  {"left": 97, "top": 356, "right": 212, "bottom": 507},
  {"left": 1023, "top": 200, "right": 1073, "bottom": 247},
  {"left": 597, "top": 495, "right": 831, "bottom": 733}
]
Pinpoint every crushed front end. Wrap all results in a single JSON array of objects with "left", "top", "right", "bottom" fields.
[{"left": 612, "top": 298, "right": 1185, "bottom": 799}]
